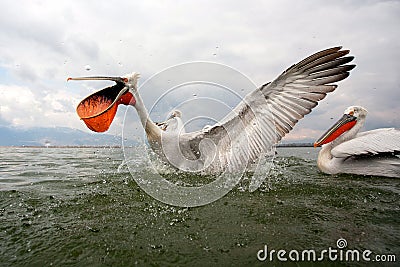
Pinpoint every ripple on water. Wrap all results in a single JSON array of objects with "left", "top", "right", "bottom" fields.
[{"left": 0, "top": 147, "right": 399, "bottom": 266}]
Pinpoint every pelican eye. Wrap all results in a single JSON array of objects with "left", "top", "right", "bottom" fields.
[{"left": 349, "top": 110, "right": 354, "bottom": 116}]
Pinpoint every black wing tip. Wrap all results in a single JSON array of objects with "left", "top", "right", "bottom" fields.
[
  {"left": 347, "top": 64, "right": 357, "bottom": 71},
  {"left": 294, "top": 46, "right": 353, "bottom": 70},
  {"left": 338, "top": 63, "right": 356, "bottom": 73},
  {"left": 320, "top": 46, "right": 349, "bottom": 55},
  {"left": 318, "top": 46, "right": 351, "bottom": 57},
  {"left": 332, "top": 50, "right": 351, "bottom": 59},
  {"left": 332, "top": 72, "right": 350, "bottom": 83},
  {"left": 327, "top": 46, "right": 355, "bottom": 53}
]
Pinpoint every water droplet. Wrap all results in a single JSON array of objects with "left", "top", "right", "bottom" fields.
[
  {"left": 213, "top": 53, "right": 217, "bottom": 56},
  {"left": 85, "top": 65, "right": 91, "bottom": 71},
  {"left": 193, "top": 93, "right": 197, "bottom": 97},
  {"left": 118, "top": 62, "right": 123, "bottom": 67}
]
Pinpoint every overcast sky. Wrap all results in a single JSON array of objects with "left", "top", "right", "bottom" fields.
[{"left": 0, "top": 0, "right": 399, "bottom": 142}]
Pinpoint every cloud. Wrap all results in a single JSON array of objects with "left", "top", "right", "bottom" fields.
[
  {"left": 0, "top": 84, "right": 82, "bottom": 129},
  {"left": 0, "top": 0, "right": 399, "bottom": 142},
  {"left": 0, "top": 84, "right": 43, "bottom": 127}
]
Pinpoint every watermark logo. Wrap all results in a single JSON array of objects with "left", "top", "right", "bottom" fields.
[
  {"left": 257, "top": 238, "right": 396, "bottom": 263},
  {"left": 122, "top": 62, "right": 276, "bottom": 207},
  {"left": 336, "top": 237, "right": 347, "bottom": 249}
]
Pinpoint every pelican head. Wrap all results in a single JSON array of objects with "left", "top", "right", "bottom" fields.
[
  {"left": 155, "top": 110, "right": 184, "bottom": 132},
  {"left": 68, "top": 72, "right": 141, "bottom": 132},
  {"left": 314, "top": 106, "right": 368, "bottom": 147},
  {"left": 168, "top": 110, "right": 182, "bottom": 119},
  {"left": 343, "top": 106, "right": 368, "bottom": 119},
  {"left": 123, "top": 72, "right": 141, "bottom": 91}
]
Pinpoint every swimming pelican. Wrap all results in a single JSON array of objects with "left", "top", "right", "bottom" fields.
[
  {"left": 314, "top": 106, "right": 400, "bottom": 177},
  {"left": 69, "top": 47, "right": 355, "bottom": 174},
  {"left": 155, "top": 110, "right": 185, "bottom": 133}
]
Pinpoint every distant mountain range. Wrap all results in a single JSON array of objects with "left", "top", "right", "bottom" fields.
[
  {"left": 0, "top": 126, "right": 124, "bottom": 146},
  {"left": 0, "top": 126, "right": 314, "bottom": 147}
]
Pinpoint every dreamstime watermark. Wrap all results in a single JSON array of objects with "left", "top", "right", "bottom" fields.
[
  {"left": 122, "top": 62, "right": 276, "bottom": 207},
  {"left": 257, "top": 238, "right": 396, "bottom": 263}
]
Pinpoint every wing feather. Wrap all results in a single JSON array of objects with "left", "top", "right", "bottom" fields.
[
  {"left": 183, "top": 47, "right": 355, "bottom": 172},
  {"left": 331, "top": 128, "right": 400, "bottom": 158},
  {"left": 305, "top": 56, "right": 354, "bottom": 74}
]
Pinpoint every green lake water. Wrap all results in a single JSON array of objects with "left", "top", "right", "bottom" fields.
[{"left": 0, "top": 147, "right": 398, "bottom": 266}]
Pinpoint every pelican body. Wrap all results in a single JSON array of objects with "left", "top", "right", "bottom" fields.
[
  {"left": 314, "top": 106, "right": 400, "bottom": 178},
  {"left": 69, "top": 47, "right": 355, "bottom": 174}
]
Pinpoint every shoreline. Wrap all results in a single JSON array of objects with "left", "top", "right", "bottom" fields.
[
  {"left": 0, "top": 144, "right": 314, "bottom": 148},
  {"left": 0, "top": 145, "right": 123, "bottom": 148}
]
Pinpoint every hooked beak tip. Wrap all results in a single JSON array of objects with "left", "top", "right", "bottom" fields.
[
  {"left": 67, "top": 77, "right": 72, "bottom": 81},
  {"left": 313, "top": 143, "right": 318, "bottom": 148}
]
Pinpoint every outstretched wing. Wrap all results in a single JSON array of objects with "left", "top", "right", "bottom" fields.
[
  {"left": 331, "top": 128, "right": 400, "bottom": 158},
  {"left": 184, "top": 47, "right": 355, "bottom": 172}
]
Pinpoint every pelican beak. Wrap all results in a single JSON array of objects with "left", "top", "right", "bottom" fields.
[
  {"left": 67, "top": 76, "right": 127, "bottom": 83},
  {"left": 68, "top": 76, "right": 136, "bottom": 132},
  {"left": 314, "top": 113, "right": 357, "bottom": 147}
]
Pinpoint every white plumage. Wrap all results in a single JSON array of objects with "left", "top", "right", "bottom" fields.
[
  {"left": 315, "top": 106, "right": 400, "bottom": 178},
  {"left": 71, "top": 47, "right": 356, "bottom": 174},
  {"left": 136, "top": 47, "right": 356, "bottom": 173}
]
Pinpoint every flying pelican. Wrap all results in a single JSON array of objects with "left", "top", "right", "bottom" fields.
[
  {"left": 314, "top": 106, "right": 400, "bottom": 178},
  {"left": 69, "top": 46, "right": 355, "bottom": 174}
]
